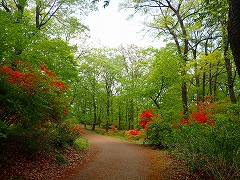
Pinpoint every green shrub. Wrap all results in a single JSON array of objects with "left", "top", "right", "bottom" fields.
[
  {"left": 167, "top": 118, "right": 240, "bottom": 179},
  {"left": 116, "top": 130, "right": 126, "bottom": 137},
  {"left": 55, "top": 154, "right": 68, "bottom": 165},
  {"left": 95, "top": 128, "right": 106, "bottom": 135},
  {"left": 0, "top": 121, "right": 10, "bottom": 139},
  {"left": 54, "top": 123, "right": 83, "bottom": 148},
  {"left": 73, "top": 137, "right": 89, "bottom": 151},
  {"left": 146, "top": 121, "right": 172, "bottom": 148},
  {"left": 16, "top": 128, "right": 55, "bottom": 158}
]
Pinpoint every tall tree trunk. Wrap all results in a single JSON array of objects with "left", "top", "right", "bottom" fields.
[
  {"left": 128, "top": 100, "right": 134, "bottom": 130},
  {"left": 193, "top": 49, "right": 201, "bottom": 102},
  {"left": 202, "top": 39, "right": 209, "bottom": 102},
  {"left": 181, "top": 81, "right": 188, "bottom": 114},
  {"left": 181, "top": 58, "right": 188, "bottom": 114},
  {"left": 36, "top": 5, "right": 40, "bottom": 29},
  {"left": 106, "top": 98, "right": 110, "bottom": 132},
  {"left": 228, "top": 0, "right": 240, "bottom": 76},
  {"left": 118, "top": 106, "right": 122, "bottom": 130},
  {"left": 91, "top": 96, "right": 97, "bottom": 131},
  {"left": 202, "top": 71, "right": 206, "bottom": 101},
  {"left": 223, "top": 23, "right": 237, "bottom": 103},
  {"left": 209, "top": 62, "right": 213, "bottom": 95}
]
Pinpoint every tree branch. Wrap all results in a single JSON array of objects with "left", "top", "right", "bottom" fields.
[{"left": 1, "top": 0, "right": 11, "bottom": 12}]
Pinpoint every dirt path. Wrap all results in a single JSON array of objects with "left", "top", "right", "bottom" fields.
[{"left": 65, "top": 131, "right": 192, "bottom": 180}]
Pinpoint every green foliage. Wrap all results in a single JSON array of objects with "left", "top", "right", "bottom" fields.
[
  {"left": 0, "top": 59, "right": 83, "bottom": 160},
  {"left": 54, "top": 123, "right": 83, "bottom": 148},
  {"left": 8, "top": 127, "right": 55, "bottom": 158},
  {"left": 0, "top": 60, "right": 69, "bottom": 128},
  {"left": 55, "top": 154, "right": 68, "bottom": 165},
  {"left": 0, "top": 0, "right": 93, "bottom": 166},
  {"left": 167, "top": 118, "right": 240, "bottom": 179},
  {"left": 146, "top": 120, "right": 172, "bottom": 148},
  {"left": 20, "top": 38, "right": 78, "bottom": 83},
  {"left": 73, "top": 137, "right": 89, "bottom": 151},
  {"left": 0, "top": 10, "right": 36, "bottom": 62},
  {"left": 0, "top": 121, "right": 11, "bottom": 139}
]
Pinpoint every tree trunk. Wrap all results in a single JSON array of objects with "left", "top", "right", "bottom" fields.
[
  {"left": 36, "top": 5, "right": 40, "bottom": 29},
  {"left": 106, "top": 99, "right": 110, "bottom": 132},
  {"left": 202, "top": 71, "right": 206, "bottom": 101},
  {"left": 129, "top": 100, "right": 134, "bottom": 130},
  {"left": 192, "top": 49, "right": 201, "bottom": 102},
  {"left": 209, "top": 62, "right": 213, "bottom": 95},
  {"left": 118, "top": 106, "right": 122, "bottom": 130},
  {"left": 223, "top": 23, "right": 237, "bottom": 103},
  {"left": 202, "top": 39, "right": 209, "bottom": 102},
  {"left": 181, "top": 81, "right": 188, "bottom": 114},
  {"left": 91, "top": 96, "right": 97, "bottom": 131},
  {"left": 228, "top": 0, "right": 240, "bottom": 76}
]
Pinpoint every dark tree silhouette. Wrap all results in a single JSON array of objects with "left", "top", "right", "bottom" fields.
[
  {"left": 92, "top": 0, "right": 110, "bottom": 8},
  {"left": 228, "top": 0, "right": 240, "bottom": 76}
]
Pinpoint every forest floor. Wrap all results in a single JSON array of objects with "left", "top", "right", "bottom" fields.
[
  {"left": 1, "top": 130, "right": 197, "bottom": 180},
  {"left": 63, "top": 130, "right": 195, "bottom": 180}
]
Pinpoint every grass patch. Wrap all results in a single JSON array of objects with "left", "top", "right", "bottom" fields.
[{"left": 73, "top": 137, "right": 89, "bottom": 151}]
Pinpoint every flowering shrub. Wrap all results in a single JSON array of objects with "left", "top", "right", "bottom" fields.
[
  {"left": 139, "top": 110, "right": 159, "bottom": 129},
  {"left": 0, "top": 59, "right": 77, "bottom": 156},
  {"left": 191, "top": 101, "right": 215, "bottom": 125},
  {"left": 106, "top": 124, "right": 118, "bottom": 136},
  {"left": 127, "top": 129, "right": 143, "bottom": 140},
  {"left": 0, "top": 59, "right": 69, "bottom": 128},
  {"left": 55, "top": 123, "right": 84, "bottom": 147},
  {"left": 167, "top": 119, "right": 240, "bottom": 179},
  {"left": 179, "top": 98, "right": 215, "bottom": 126},
  {"left": 166, "top": 98, "right": 239, "bottom": 179}
]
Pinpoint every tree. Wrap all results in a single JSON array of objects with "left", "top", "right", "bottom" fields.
[
  {"left": 77, "top": 54, "right": 102, "bottom": 131},
  {"left": 228, "top": 0, "right": 240, "bottom": 77},
  {"left": 120, "top": 0, "right": 204, "bottom": 113},
  {"left": 143, "top": 45, "right": 181, "bottom": 111},
  {"left": 20, "top": 38, "right": 78, "bottom": 83},
  {"left": 117, "top": 45, "right": 149, "bottom": 129},
  {"left": 0, "top": 9, "right": 37, "bottom": 60},
  {"left": 203, "top": 0, "right": 237, "bottom": 103},
  {"left": 204, "top": 0, "right": 240, "bottom": 83},
  {"left": 92, "top": 0, "right": 110, "bottom": 8},
  {"left": 1, "top": 0, "right": 95, "bottom": 30},
  {"left": 96, "top": 50, "right": 121, "bottom": 132},
  {"left": 0, "top": 0, "right": 94, "bottom": 61}
]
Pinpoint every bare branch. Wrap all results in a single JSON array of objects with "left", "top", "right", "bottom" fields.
[{"left": 1, "top": 0, "right": 11, "bottom": 12}]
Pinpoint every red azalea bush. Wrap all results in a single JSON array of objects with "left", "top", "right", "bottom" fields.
[
  {"left": 0, "top": 59, "right": 69, "bottom": 128},
  {"left": 0, "top": 59, "right": 79, "bottom": 157},
  {"left": 179, "top": 98, "right": 215, "bottom": 127},
  {"left": 55, "top": 123, "right": 84, "bottom": 148},
  {"left": 166, "top": 97, "right": 240, "bottom": 179},
  {"left": 127, "top": 129, "right": 143, "bottom": 140},
  {"left": 139, "top": 109, "right": 159, "bottom": 129},
  {"left": 139, "top": 110, "right": 171, "bottom": 148},
  {"left": 191, "top": 101, "right": 215, "bottom": 125}
]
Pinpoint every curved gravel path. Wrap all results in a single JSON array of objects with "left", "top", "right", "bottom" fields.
[{"left": 65, "top": 130, "right": 191, "bottom": 180}]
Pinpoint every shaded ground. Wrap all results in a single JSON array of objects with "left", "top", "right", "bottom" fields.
[
  {"left": 64, "top": 130, "right": 193, "bottom": 180},
  {"left": 0, "top": 142, "right": 95, "bottom": 180},
  {"left": 0, "top": 130, "right": 194, "bottom": 180}
]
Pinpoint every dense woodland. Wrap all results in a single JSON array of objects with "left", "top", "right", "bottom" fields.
[{"left": 0, "top": 0, "right": 239, "bottom": 179}]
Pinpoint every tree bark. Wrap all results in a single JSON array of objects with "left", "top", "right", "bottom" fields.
[
  {"left": 91, "top": 96, "right": 97, "bottom": 131},
  {"left": 118, "top": 106, "right": 122, "bottom": 130},
  {"left": 228, "top": 0, "right": 240, "bottom": 76},
  {"left": 223, "top": 24, "right": 237, "bottom": 103}
]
